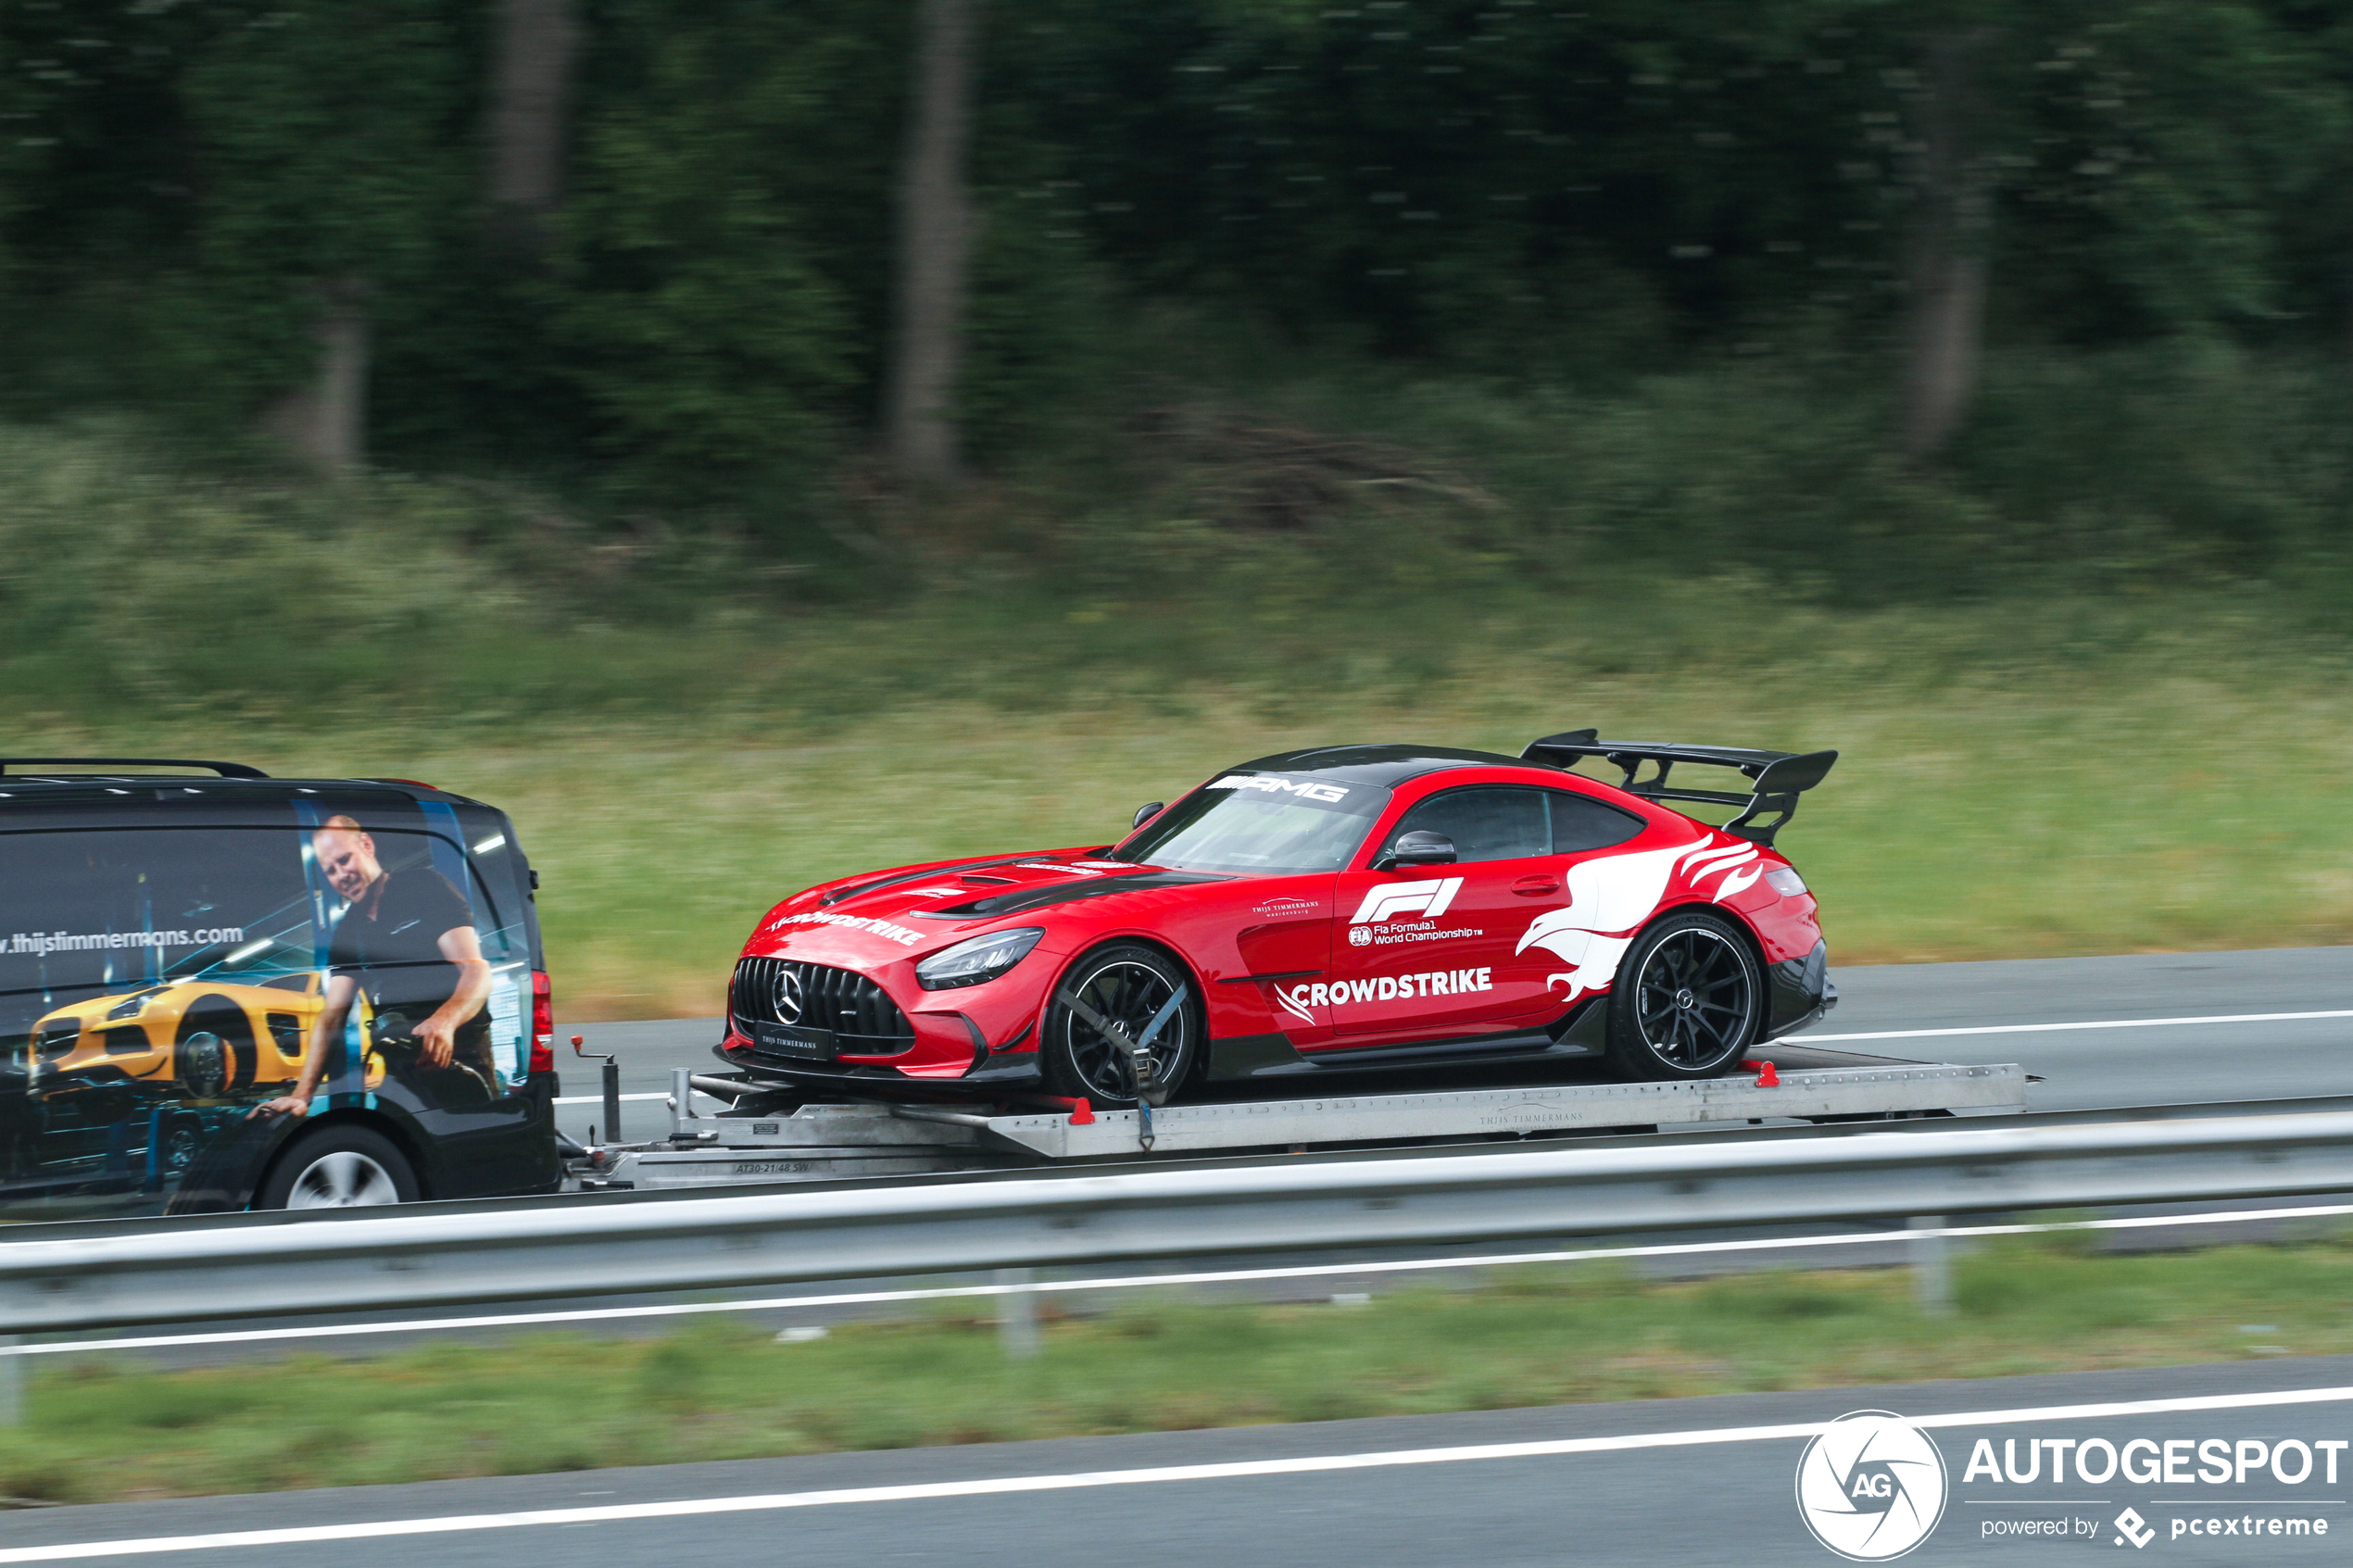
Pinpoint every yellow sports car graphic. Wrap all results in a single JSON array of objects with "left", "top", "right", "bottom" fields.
[{"left": 27, "top": 973, "right": 384, "bottom": 1098}]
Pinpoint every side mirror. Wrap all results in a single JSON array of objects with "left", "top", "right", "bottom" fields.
[
  {"left": 1378, "top": 830, "right": 1457, "bottom": 870},
  {"left": 1132, "top": 801, "right": 1165, "bottom": 830}
]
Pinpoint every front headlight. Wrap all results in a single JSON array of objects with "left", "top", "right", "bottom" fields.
[{"left": 915, "top": 927, "right": 1047, "bottom": 991}]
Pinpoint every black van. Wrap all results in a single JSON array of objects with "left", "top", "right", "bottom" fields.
[{"left": 0, "top": 758, "right": 560, "bottom": 1220}]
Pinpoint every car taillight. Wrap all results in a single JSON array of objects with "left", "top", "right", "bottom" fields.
[
  {"left": 530, "top": 970, "right": 555, "bottom": 1074},
  {"left": 1763, "top": 866, "right": 1808, "bottom": 897}
]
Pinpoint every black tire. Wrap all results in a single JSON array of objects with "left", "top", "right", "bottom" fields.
[
  {"left": 255, "top": 1124, "right": 420, "bottom": 1210},
  {"left": 1040, "top": 944, "right": 1200, "bottom": 1108},
  {"left": 1604, "top": 909, "right": 1763, "bottom": 1081}
]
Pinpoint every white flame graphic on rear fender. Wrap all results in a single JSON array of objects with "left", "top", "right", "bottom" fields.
[{"left": 1514, "top": 838, "right": 1765, "bottom": 1002}]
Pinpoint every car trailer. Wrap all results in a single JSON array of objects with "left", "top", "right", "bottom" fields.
[{"left": 567, "top": 1045, "right": 2030, "bottom": 1192}]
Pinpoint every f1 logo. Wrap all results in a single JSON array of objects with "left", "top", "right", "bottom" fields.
[{"left": 1350, "top": 877, "right": 1464, "bottom": 925}]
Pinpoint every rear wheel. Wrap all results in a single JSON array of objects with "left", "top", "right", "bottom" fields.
[
  {"left": 1604, "top": 910, "right": 1762, "bottom": 1081},
  {"left": 256, "top": 1125, "right": 419, "bottom": 1210},
  {"left": 1040, "top": 944, "right": 1199, "bottom": 1108}
]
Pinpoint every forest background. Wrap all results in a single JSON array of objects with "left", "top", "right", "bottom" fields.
[{"left": 4, "top": 0, "right": 2350, "bottom": 1014}]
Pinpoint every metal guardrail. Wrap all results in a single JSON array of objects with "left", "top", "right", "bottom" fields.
[{"left": 3, "top": 1104, "right": 2353, "bottom": 1335}]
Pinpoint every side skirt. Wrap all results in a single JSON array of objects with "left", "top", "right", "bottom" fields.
[{"left": 1207, "top": 997, "right": 1608, "bottom": 1082}]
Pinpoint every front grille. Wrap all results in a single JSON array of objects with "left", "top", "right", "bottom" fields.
[{"left": 731, "top": 956, "right": 915, "bottom": 1057}]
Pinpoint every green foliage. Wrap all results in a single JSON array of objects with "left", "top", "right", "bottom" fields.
[
  {"left": 0, "top": 420, "right": 519, "bottom": 715},
  {"left": 177, "top": 1, "right": 474, "bottom": 417},
  {"left": 548, "top": 1, "right": 890, "bottom": 498},
  {"left": 8, "top": 0, "right": 2353, "bottom": 507}
]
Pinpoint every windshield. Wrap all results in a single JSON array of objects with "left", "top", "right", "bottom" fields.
[{"left": 1110, "top": 772, "right": 1389, "bottom": 875}]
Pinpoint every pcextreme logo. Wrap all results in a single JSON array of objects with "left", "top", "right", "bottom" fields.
[
  {"left": 1795, "top": 1411, "right": 1949, "bottom": 1562},
  {"left": 1349, "top": 877, "right": 1463, "bottom": 926}
]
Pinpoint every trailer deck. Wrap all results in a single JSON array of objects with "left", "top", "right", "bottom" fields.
[{"left": 573, "top": 1046, "right": 2030, "bottom": 1191}]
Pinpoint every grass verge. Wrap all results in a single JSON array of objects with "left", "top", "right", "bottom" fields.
[
  {"left": 6, "top": 423, "right": 2349, "bottom": 1015},
  {"left": 11, "top": 602, "right": 2348, "bottom": 1018},
  {"left": 2, "top": 1235, "right": 2347, "bottom": 1505}
]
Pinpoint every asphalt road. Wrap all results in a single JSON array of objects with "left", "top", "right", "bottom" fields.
[
  {"left": 9, "top": 1357, "right": 2353, "bottom": 1564},
  {"left": 559, "top": 945, "right": 2353, "bottom": 1143}
]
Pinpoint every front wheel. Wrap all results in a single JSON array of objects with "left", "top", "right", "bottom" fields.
[
  {"left": 256, "top": 1125, "right": 420, "bottom": 1210},
  {"left": 1040, "top": 944, "right": 1199, "bottom": 1108},
  {"left": 1604, "top": 910, "right": 1763, "bottom": 1081}
]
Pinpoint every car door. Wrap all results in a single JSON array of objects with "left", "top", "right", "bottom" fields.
[
  {"left": 1327, "top": 785, "right": 1554, "bottom": 1038},
  {"left": 1503, "top": 786, "right": 1655, "bottom": 1005}
]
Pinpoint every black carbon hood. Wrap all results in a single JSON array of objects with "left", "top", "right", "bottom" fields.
[{"left": 916, "top": 871, "right": 1225, "bottom": 920}]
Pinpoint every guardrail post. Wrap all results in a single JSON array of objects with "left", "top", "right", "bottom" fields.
[
  {"left": 671, "top": 1068, "right": 692, "bottom": 1136},
  {"left": 1908, "top": 1215, "right": 1953, "bottom": 1316},
  {"left": 995, "top": 1268, "right": 1039, "bottom": 1359},
  {"left": 0, "top": 1337, "right": 21, "bottom": 1425}
]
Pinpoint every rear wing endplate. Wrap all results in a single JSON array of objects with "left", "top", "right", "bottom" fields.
[{"left": 1521, "top": 730, "right": 1836, "bottom": 847}]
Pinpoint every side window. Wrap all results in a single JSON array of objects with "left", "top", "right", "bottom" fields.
[
  {"left": 0, "top": 825, "right": 317, "bottom": 1008},
  {"left": 448, "top": 804, "right": 531, "bottom": 967},
  {"left": 1546, "top": 790, "right": 1646, "bottom": 853},
  {"left": 1386, "top": 787, "right": 1550, "bottom": 864}
]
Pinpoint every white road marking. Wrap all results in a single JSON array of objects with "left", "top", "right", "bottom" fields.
[
  {"left": 10, "top": 1201, "right": 2349, "bottom": 1360},
  {"left": 12, "top": 1385, "right": 2353, "bottom": 1561},
  {"left": 1793, "top": 1009, "right": 2353, "bottom": 1045},
  {"left": 552, "top": 1092, "right": 667, "bottom": 1106}
]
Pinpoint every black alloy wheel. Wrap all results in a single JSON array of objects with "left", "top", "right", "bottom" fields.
[
  {"left": 1604, "top": 910, "right": 1762, "bottom": 1081},
  {"left": 1041, "top": 944, "right": 1198, "bottom": 1107}
]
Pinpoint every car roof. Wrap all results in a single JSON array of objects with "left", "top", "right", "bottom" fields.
[{"left": 1228, "top": 744, "right": 1554, "bottom": 788}]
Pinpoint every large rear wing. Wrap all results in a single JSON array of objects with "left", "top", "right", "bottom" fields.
[{"left": 1521, "top": 729, "right": 1837, "bottom": 847}]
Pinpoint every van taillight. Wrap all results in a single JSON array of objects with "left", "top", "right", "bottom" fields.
[{"left": 530, "top": 971, "right": 555, "bottom": 1074}]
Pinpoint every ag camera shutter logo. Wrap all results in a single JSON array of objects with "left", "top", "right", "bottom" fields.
[{"left": 1794, "top": 1411, "right": 1948, "bottom": 1561}]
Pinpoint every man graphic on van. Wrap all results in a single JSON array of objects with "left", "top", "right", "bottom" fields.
[{"left": 260, "top": 815, "right": 494, "bottom": 1116}]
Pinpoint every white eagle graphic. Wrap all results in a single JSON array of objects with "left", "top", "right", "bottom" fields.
[{"left": 1513, "top": 838, "right": 1763, "bottom": 1002}]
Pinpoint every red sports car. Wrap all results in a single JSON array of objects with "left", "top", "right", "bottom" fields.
[{"left": 717, "top": 732, "right": 1838, "bottom": 1106}]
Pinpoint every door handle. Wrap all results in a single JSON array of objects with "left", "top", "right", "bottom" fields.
[{"left": 1512, "top": 876, "right": 1560, "bottom": 896}]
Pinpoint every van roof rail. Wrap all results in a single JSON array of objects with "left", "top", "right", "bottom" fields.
[{"left": 0, "top": 758, "right": 270, "bottom": 779}]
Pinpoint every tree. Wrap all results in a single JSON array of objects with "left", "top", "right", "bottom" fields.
[
  {"left": 487, "top": 0, "right": 582, "bottom": 256},
  {"left": 885, "top": 0, "right": 984, "bottom": 486},
  {"left": 185, "top": 0, "right": 467, "bottom": 470},
  {"left": 259, "top": 278, "right": 372, "bottom": 469},
  {"left": 1899, "top": 30, "right": 1989, "bottom": 465}
]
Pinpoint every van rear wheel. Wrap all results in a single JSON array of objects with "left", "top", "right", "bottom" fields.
[{"left": 257, "top": 1125, "right": 419, "bottom": 1210}]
